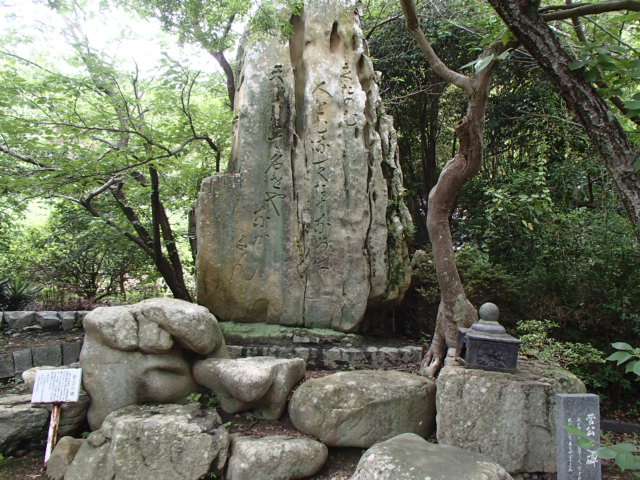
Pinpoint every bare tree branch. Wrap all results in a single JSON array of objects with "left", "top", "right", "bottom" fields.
[
  {"left": 0, "top": 144, "right": 56, "bottom": 170},
  {"left": 400, "top": 0, "right": 473, "bottom": 94}
]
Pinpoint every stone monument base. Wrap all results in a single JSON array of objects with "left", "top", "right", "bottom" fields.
[{"left": 436, "top": 359, "right": 586, "bottom": 473}]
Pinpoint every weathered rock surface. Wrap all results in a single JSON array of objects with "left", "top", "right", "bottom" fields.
[
  {"left": 81, "top": 298, "right": 228, "bottom": 429},
  {"left": 288, "top": 370, "right": 436, "bottom": 447},
  {"left": 436, "top": 359, "right": 587, "bottom": 473},
  {"left": 0, "top": 392, "right": 88, "bottom": 450},
  {"left": 21, "top": 365, "right": 62, "bottom": 389},
  {"left": 0, "top": 394, "right": 48, "bottom": 455},
  {"left": 46, "top": 436, "right": 84, "bottom": 480},
  {"left": 196, "top": 0, "right": 412, "bottom": 333},
  {"left": 64, "top": 403, "right": 229, "bottom": 480},
  {"left": 226, "top": 435, "right": 328, "bottom": 480},
  {"left": 350, "top": 433, "right": 513, "bottom": 480},
  {"left": 193, "top": 356, "right": 305, "bottom": 419}
]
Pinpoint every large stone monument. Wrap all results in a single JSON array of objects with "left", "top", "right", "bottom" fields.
[{"left": 196, "top": 0, "right": 412, "bottom": 332}]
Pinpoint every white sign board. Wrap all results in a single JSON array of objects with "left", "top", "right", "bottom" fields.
[{"left": 31, "top": 368, "right": 82, "bottom": 404}]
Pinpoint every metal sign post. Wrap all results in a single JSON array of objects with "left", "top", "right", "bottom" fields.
[{"left": 31, "top": 368, "right": 82, "bottom": 464}]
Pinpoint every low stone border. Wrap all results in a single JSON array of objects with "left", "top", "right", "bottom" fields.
[
  {"left": 1, "top": 311, "right": 89, "bottom": 333},
  {"left": 0, "top": 341, "right": 83, "bottom": 380},
  {"left": 1, "top": 341, "right": 421, "bottom": 380},
  {"left": 227, "top": 344, "right": 423, "bottom": 370}
]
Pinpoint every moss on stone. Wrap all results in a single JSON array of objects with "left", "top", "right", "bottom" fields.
[{"left": 219, "top": 321, "right": 359, "bottom": 345}]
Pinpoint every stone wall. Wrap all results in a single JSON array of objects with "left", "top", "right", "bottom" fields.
[
  {"left": 1, "top": 310, "right": 88, "bottom": 333},
  {"left": 0, "top": 342, "right": 83, "bottom": 380},
  {"left": 0, "top": 310, "right": 87, "bottom": 380}
]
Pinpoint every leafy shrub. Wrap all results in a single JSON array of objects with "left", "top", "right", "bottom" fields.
[
  {"left": 412, "top": 246, "right": 521, "bottom": 319},
  {"left": 400, "top": 245, "right": 522, "bottom": 338},
  {"left": 516, "top": 319, "right": 622, "bottom": 391},
  {"left": 0, "top": 276, "right": 42, "bottom": 310}
]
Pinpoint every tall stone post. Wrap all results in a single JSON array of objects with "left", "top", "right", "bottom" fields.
[{"left": 196, "top": 0, "right": 412, "bottom": 332}]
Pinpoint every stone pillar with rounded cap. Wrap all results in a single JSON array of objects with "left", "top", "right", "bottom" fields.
[
  {"left": 456, "top": 302, "right": 521, "bottom": 372},
  {"left": 437, "top": 304, "right": 586, "bottom": 473}
]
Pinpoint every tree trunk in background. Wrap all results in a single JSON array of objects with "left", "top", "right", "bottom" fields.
[{"left": 488, "top": 0, "right": 640, "bottom": 242}]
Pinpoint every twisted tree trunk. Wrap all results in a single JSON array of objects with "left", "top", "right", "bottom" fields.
[{"left": 401, "top": 0, "right": 508, "bottom": 376}]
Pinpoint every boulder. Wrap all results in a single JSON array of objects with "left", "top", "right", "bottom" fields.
[
  {"left": 64, "top": 403, "right": 229, "bottom": 480},
  {"left": 226, "top": 435, "right": 328, "bottom": 480},
  {"left": 0, "top": 391, "right": 88, "bottom": 450},
  {"left": 22, "top": 365, "right": 61, "bottom": 389},
  {"left": 436, "top": 359, "right": 586, "bottom": 473},
  {"left": 288, "top": 370, "right": 436, "bottom": 447},
  {"left": 46, "top": 436, "right": 84, "bottom": 480},
  {"left": 80, "top": 298, "right": 228, "bottom": 429},
  {"left": 193, "top": 357, "right": 305, "bottom": 420},
  {"left": 196, "top": 0, "right": 412, "bottom": 333},
  {"left": 350, "top": 433, "right": 513, "bottom": 480},
  {"left": 0, "top": 394, "right": 48, "bottom": 455}
]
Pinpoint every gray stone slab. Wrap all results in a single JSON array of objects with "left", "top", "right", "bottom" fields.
[
  {"left": 4, "top": 311, "right": 36, "bottom": 331},
  {"left": 58, "top": 311, "right": 78, "bottom": 331},
  {"left": 12, "top": 349, "right": 33, "bottom": 374},
  {"left": 0, "top": 353, "right": 15, "bottom": 379},
  {"left": 32, "top": 345, "right": 62, "bottom": 367},
  {"left": 35, "top": 311, "right": 62, "bottom": 330},
  {"left": 556, "top": 393, "right": 601, "bottom": 480},
  {"left": 76, "top": 311, "right": 90, "bottom": 326},
  {"left": 62, "top": 342, "right": 83, "bottom": 365}
]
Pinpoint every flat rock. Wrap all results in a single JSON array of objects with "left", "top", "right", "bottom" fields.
[
  {"left": 288, "top": 370, "right": 436, "bottom": 447},
  {"left": 226, "top": 435, "right": 328, "bottom": 480},
  {"left": 46, "top": 436, "right": 84, "bottom": 480},
  {"left": 193, "top": 356, "right": 305, "bottom": 419},
  {"left": 81, "top": 298, "right": 228, "bottom": 429},
  {"left": 350, "top": 433, "right": 513, "bottom": 480},
  {"left": 0, "top": 394, "right": 49, "bottom": 455},
  {"left": 64, "top": 403, "right": 229, "bottom": 480},
  {"left": 436, "top": 359, "right": 586, "bottom": 473},
  {"left": 3, "top": 311, "right": 35, "bottom": 331}
]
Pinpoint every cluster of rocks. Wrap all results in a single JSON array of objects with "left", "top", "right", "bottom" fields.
[{"left": 0, "top": 297, "right": 588, "bottom": 480}]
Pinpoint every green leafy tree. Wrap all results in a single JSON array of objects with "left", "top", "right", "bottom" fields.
[
  {"left": 120, "top": 0, "right": 301, "bottom": 109},
  {"left": 0, "top": 4, "right": 232, "bottom": 301},
  {"left": 488, "top": 0, "right": 640, "bottom": 241}
]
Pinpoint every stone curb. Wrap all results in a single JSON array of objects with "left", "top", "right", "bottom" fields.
[
  {"left": 227, "top": 344, "right": 423, "bottom": 370},
  {"left": 2, "top": 341, "right": 421, "bottom": 380},
  {"left": 1, "top": 311, "right": 89, "bottom": 333}
]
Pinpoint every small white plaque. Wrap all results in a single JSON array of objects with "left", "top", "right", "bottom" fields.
[{"left": 31, "top": 368, "right": 82, "bottom": 404}]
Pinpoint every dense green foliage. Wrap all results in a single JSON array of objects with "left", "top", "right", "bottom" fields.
[
  {"left": 0, "top": 1, "right": 232, "bottom": 302},
  {"left": 364, "top": 0, "right": 639, "bottom": 395}
]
